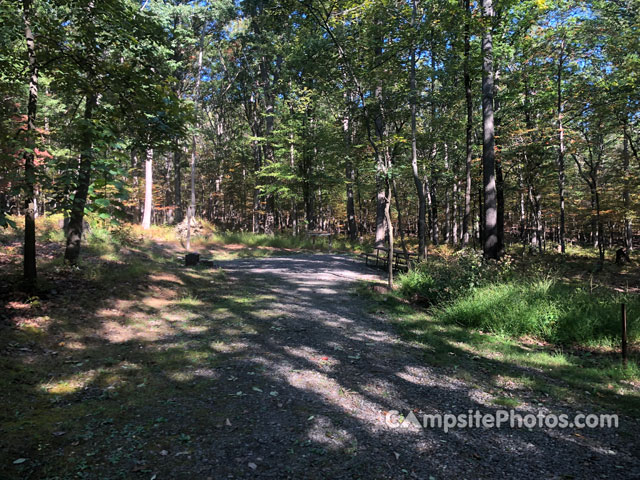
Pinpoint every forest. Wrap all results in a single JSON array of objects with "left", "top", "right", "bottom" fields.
[
  {"left": 1, "top": 0, "right": 640, "bottom": 478},
  {"left": 2, "top": 0, "right": 638, "bottom": 274}
]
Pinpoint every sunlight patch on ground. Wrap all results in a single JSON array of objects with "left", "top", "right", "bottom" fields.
[
  {"left": 210, "top": 340, "right": 249, "bottom": 353},
  {"left": 99, "top": 319, "right": 171, "bottom": 343},
  {"left": 40, "top": 371, "right": 97, "bottom": 395}
]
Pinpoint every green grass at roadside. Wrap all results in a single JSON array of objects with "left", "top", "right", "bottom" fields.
[{"left": 358, "top": 282, "right": 640, "bottom": 416}]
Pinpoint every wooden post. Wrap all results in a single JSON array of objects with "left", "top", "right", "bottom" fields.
[{"left": 621, "top": 303, "right": 628, "bottom": 368}]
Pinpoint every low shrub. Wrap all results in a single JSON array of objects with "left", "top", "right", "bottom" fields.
[{"left": 398, "top": 254, "right": 639, "bottom": 347}]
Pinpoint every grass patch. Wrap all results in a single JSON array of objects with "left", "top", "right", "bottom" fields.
[
  {"left": 396, "top": 250, "right": 640, "bottom": 347},
  {"left": 206, "top": 231, "right": 364, "bottom": 254},
  {"left": 492, "top": 396, "right": 521, "bottom": 408},
  {"left": 358, "top": 283, "right": 640, "bottom": 416}
]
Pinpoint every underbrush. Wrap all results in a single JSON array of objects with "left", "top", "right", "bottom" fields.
[
  {"left": 397, "top": 250, "right": 639, "bottom": 348},
  {"left": 206, "top": 230, "right": 361, "bottom": 252}
]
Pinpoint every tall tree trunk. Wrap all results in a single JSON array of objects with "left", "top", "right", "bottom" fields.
[
  {"left": 594, "top": 182, "right": 604, "bottom": 266},
  {"left": 519, "top": 168, "right": 526, "bottom": 247},
  {"left": 22, "top": 0, "right": 38, "bottom": 289},
  {"left": 623, "top": 129, "right": 633, "bottom": 251},
  {"left": 373, "top": 27, "right": 389, "bottom": 249},
  {"left": 375, "top": 177, "right": 386, "bottom": 246},
  {"left": 392, "top": 177, "right": 410, "bottom": 265},
  {"left": 430, "top": 178, "right": 439, "bottom": 245},
  {"left": 142, "top": 148, "right": 153, "bottom": 229},
  {"left": 481, "top": 0, "right": 498, "bottom": 259},
  {"left": 252, "top": 139, "right": 261, "bottom": 233},
  {"left": 343, "top": 96, "right": 357, "bottom": 241},
  {"left": 452, "top": 174, "right": 459, "bottom": 245},
  {"left": 462, "top": 0, "right": 473, "bottom": 247},
  {"left": 443, "top": 143, "right": 450, "bottom": 244},
  {"left": 186, "top": 30, "right": 204, "bottom": 251},
  {"left": 496, "top": 154, "right": 504, "bottom": 253},
  {"left": 528, "top": 185, "right": 542, "bottom": 253},
  {"left": 494, "top": 72, "right": 504, "bottom": 254},
  {"left": 556, "top": 39, "right": 566, "bottom": 253},
  {"left": 410, "top": 0, "right": 427, "bottom": 258},
  {"left": 64, "top": 93, "right": 97, "bottom": 263},
  {"left": 259, "top": 55, "right": 277, "bottom": 234},
  {"left": 590, "top": 187, "right": 598, "bottom": 249}
]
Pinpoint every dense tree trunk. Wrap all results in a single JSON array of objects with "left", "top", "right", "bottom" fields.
[
  {"left": 410, "top": 0, "right": 427, "bottom": 258},
  {"left": 64, "top": 93, "right": 98, "bottom": 263},
  {"left": 494, "top": 72, "right": 504, "bottom": 254},
  {"left": 22, "top": 0, "right": 38, "bottom": 289},
  {"left": 142, "top": 148, "right": 153, "bottom": 229},
  {"left": 481, "top": 0, "right": 498, "bottom": 259},
  {"left": 556, "top": 39, "right": 566, "bottom": 253},
  {"left": 462, "top": 0, "right": 473, "bottom": 247}
]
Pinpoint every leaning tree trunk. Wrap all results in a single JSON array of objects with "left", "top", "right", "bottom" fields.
[
  {"left": 64, "top": 93, "right": 98, "bottom": 263},
  {"left": 481, "top": 0, "right": 498, "bottom": 259},
  {"left": 142, "top": 148, "right": 153, "bottom": 229},
  {"left": 22, "top": 0, "right": 38, "bottom": 289}
]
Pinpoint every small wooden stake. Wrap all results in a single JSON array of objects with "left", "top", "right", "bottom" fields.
[{"left": 621, "top": 303, "right": 628, "bottom": 368}]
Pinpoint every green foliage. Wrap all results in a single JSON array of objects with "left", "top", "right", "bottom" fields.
[{"left": 398, "top": 257, "right": 639, "bottom": 346}]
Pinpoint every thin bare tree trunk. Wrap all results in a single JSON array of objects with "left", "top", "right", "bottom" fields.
[{"left": 142, "top": 148, "right": 153, "bottom": 229}]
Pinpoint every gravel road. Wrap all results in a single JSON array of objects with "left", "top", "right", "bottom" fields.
[{"left": 194, "top": 253, "right": 640, "bottom": 479}]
